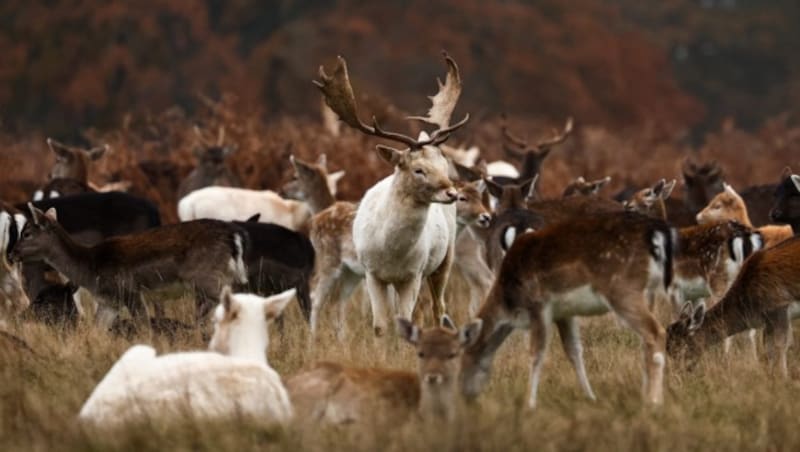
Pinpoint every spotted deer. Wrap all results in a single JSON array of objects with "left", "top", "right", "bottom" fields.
[
  {"left": 315, "top": 52, "right": 468, "bottom": 335},
  {"left": 287, "top": 315, "right": 482, "bottom": 424},
  {"left": 177, "top": 125, "right": 240, "bottom": 198},
  {"left": 460, "top": 212, "right": 675, "bottom": 409},
  {"left": 10, "top": 205, "right": 248, "bottom": 328},
  {"left": 667, "top": 235, "right": 800, "bottom": 377}
]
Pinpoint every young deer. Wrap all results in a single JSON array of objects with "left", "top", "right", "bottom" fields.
[
  {"left": 460, "top": 212, "right": 675, "bottom": 408},
  {"left": 667, "top": 236, "right": 800, "bottom": 377},
  {"left": 177, "top": 125, "right": 240, "bottom": 198},
  {"left": 315, "top": 52, "right": 468, "bottom": 335},
  {"left": 697, "top": 182, "right": 793, "bottom": 248},
  {"left": 287, "top": 315, "right": 482, "bottom": 424},
  {"left": 79, "top": 288, "right": 296, "bottom": 430},
  {"left": 282, "top": 154, "right": 346, "bottom": 214},
  {"left": 10, "top": 205, "right": 248, "bottom": 327}
]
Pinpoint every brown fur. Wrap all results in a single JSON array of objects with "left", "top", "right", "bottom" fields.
[{"left": 283, "top": 155, "right": 338, "bottom": 214}]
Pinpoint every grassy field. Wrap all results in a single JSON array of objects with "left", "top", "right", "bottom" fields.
[{"left": 2, "top": 277, "right": 800, "bottom": 452}]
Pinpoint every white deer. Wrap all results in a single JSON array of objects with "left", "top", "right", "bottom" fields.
[
  {"left": 315, "top": 52, "right": 469, "bottom": 335},
  {"left": 78, "top": 288, "right": 296, "bottom": 430}
]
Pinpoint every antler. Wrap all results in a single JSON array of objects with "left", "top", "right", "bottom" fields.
[
  {"left": 314, "top": 53, "right": 469, "bottom": 150},
  {"left": 501, "top": 113, "right": 528, "bottom": 148},
  {"left": 216, "top": 126, "right": 225, "bottom": 146},
  {"left": 536, "top": 117, "right": 573, "bottom": 149}
]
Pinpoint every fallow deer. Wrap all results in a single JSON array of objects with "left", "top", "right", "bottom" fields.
[
  {"left": 488, "top": 115, "right": 573, "bottom": 186},
  {"left": 315, "top": 52, "right": 468, "bottom": 335},
  {"left": 287, "top": 315, "right": 482, "bottom": 424},
  {"left": 667, "top": 235, "right": 800, "bottom": 377},
  {"left": 697, "top": 182, "right": 793, "bottom": 248},
  {"left": 79, "top": 288, "right": 296, "bottom": 430},
  {"left": 282, "top": 154, "right": 346, "bottom": 214},
  {"left": 460, "top": 212, "right": 675, "bottom": 408},
  {"left": 34, "top": 138, "right": 109, "bottom": 200},
  {"left": 10, "top": 205, "right": 248, "bottom": 328},
  {"left": 176, "top": 125, "right": 240, "bottom": 198},
  {"left": 561, "top": 176, "right": 612, "bottom": 198},
  {"left": 770, "top": 170, "right": 800, "bottom": 235}
]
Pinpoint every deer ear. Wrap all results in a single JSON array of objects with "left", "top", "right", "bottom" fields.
[
  {"left": 316, "top": 153, "right": 327, "bottom": 169},
  {"left": 329, "top": 170, "right": 346, "bottom": 185},
  {"left": 661, "top": 179, "right": 676, "bottom": 199},
  {"left": 27, "top": 203, "right": 44, "bottom": 225},
  {"left": 87, "top": 144, "right": 108, "bottom": 161},
  {"left": 689, "top": 300, "right": 706, "bottom": 332},
  {"left": 395, "top": 317, "right": 420, "bottom": 345},
  {"left": 791, "top": 175, "right": 800, "bottom": 193},
  {"left": 220, "top": 286, "right": 233, "bottom": 313},
  {"left": 780, "top": 166, "right": 793, "bottom": 181},
  {"left": 263, "top": 288, "right": 296, "bottom": 320},
  {"left": 47, "top": 138, "right": 70, "bottom": 159},
  {"left": 440, "top": 314, "right": 457, "bottom": 331},
  {"left": 485, "top": 178, "right": 504, "bottom": 199},
  {"left": 43, "top": 208, "right": 58, "bottom": 223},
  {"left": 459, "top": 319, "right": 483, "bottom": 348},
  {"left": 476, "top": 179, "right": 487, "bottom": 194},
  {"left": 376, "top": 145, "right": 408, "bottom": 167}
]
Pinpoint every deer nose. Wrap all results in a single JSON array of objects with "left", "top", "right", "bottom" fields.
[
  {"left": 478, "top": 213, "right": 491, "bottom": 227},
  {"left": 424, "top": 373, "right": 445, "bottom": 385},
  {"left": 445, "top": 189, "right": 458, "bottom": 201},
  {"left": 770, "top": 208, "right": 782, "bottom": 221}
]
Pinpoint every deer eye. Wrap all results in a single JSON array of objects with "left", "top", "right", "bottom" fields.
[
  {"left": 447, "top": 353, "right": 457, "bottom": 360},
  {"left": 414, "top": 168, "right": 426, "bottom": 176},
  {"left": 417, "top": 352, "right": 425, "bottom": 358},
  {"left": 457, "top": 195, "right": 468, "bottom": 202}
]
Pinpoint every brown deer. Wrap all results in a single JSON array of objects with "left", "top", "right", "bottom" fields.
[
  {"left": 667, "top": 235, "right": 800, "bottom": 377},
  {"left": 489, "top": 115, "right": 573, "bottom": 186},
  {"left": 10, "top": 205, "right": 248, "bottom": 328},
  {"left": 287, "top": 315, "right": 482, "bottom": 424},
  {"left": 177, "top": 125, "right": 240, "bottom": 198},
  {"left": 35, "top": 139, "right": 109, "bottom": 200},
  {"left": 460, "top": 212, "right": 675, "bottom": 409},
  {"left": 561, "top": 176, "right": 612, "bottom": 198},
  {"left": 315, "top": 52, "right": 468, "bottom": 335},
  {"left": 769, "top": 170, "right": 800, "bottom": 235},
  {"left": 282, "top": 154, "right": 346, "bottom": 214}
]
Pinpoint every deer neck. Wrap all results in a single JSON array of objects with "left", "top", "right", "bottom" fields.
[
  {"left": 692, "top": 291, "right": 758, "bottom": 352},
  {"left": 470, "top": 288, "right": 515, "bottom": 366},
  {"left": 42, "top": 227, "right": 96, "bottom": 290},
  {"left": 303, "top": 177, "right": 336, "bottom": 214},
  {"left": 385, "top": 176, "right": 435, "bottom": 239},
  {"left": 519, "top": 156, "right": 541, "bottom": 181}
]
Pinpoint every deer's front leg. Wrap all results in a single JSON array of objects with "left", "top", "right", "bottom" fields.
[{"left": 365, "top": 273, "right": 392, "bottom": 337}]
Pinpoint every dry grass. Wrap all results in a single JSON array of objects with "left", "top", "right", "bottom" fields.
[{"left": 3, "top": 278, "right": 800, "bottom": 452}]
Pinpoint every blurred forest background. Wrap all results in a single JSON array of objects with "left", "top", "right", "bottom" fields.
[{"left": 1, "top": 0, "right": 799, "bottom": 220}]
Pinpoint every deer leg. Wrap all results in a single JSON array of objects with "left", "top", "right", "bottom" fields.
[
  {"left": 527, "top": 308, "right": 551, "bottom": 410},
  {"left": 94, "top": 296, "right": 118, "bottom": 331},
  {"left": 395, "top": 276, "right": 423, "bottom": 323},
  {"left": 426, "top": 247, "right": 454, "bottom": 322},
  {"left": 334, "top": 270, "right": 363, "bottom": 342},
  {"left": 612, "top": 294, "right": 666, "bottom": 405},
  {"left": 365, "top": 273, "right": 392, "bottom": 337},
  {"left": 763, "top": 307, "right": 790, "bottom": 378},
  {"left": 555, "top": 317, "right": 596, "bottom": 401}
]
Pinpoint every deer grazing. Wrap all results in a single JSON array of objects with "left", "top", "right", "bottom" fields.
[
  {"left": 287, "top": 315, "right": 482, "bottom": 424},
  {"left": 315, "top": 52, "right": 468, "bottom": 335},
  {"left": 78, "top": 288, "right": 296, "bottom": 430},
  {"left": 10, "top": 205, "right": 247, "bottom": 327},
  {"left": 667, "top": 235, "right": 800, "bottom": 377},
  {"left": 460, "top": 212, "right": 675, "bottom": 408},
  {"left": 177, "top": 125, "right": 240, "bottom": 198}
]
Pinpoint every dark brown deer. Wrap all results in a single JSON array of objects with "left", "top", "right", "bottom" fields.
[
  {"left": 35, "top": 139, "right": 109, "bottom": 200},
  {"left": 770, "top": 170, "right": 800, "bottom": 235},
  {"left": 177, "top": 125, "right": 240, "bottom": 198},
  {"left": 460, "top": 212, "right": 675, "bottom": 409},
  {"left": 10, "top": 205, "right": 247, "bottom": 328},
  {"left": 490, "top": 116, "right": 573, "bottom": 186}
]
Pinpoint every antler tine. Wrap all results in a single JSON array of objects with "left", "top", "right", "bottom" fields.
[
  {"left": 500, "top": 113, "right": 528, "bottom": 148},
  {"left": 407, "top": 51, "right": 464, "bottom": 130},
  {"left": 536, "top": 117, "right": 573, "bottom": 149},
  {"left": 314, "top": 56, "right": 419, "bottom": 148},
  {"left": 217, "top": 126, "right": 226, "bottom": 146},
  {"left": 427, "top": 113, "right": 471, "bottom": 147},
  {"left": 193, "top": 125, "right": 213, "bottom": 147}
]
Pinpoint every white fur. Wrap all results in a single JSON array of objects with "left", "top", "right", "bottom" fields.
[
  {"left": 791, "top": 174, "right": 800, "bottom": 193},
  {"left": 178, "top": 186, "right": 311, "bottom": 231},
  {"left": 33, "top": 190, "right": 43, "bottom": 201},
  {"left": 502, "top": 226, "right": 517, "bottom": 251},
  {"left": 49, "top": 191, "right": 60, "bottom": 199},
  {"left": 486, "top": 160, "right": 520, "bottom": 178},
  {"left": 229, "top": 233, "right": 248, "bottom": 284},
  {"left": 79, "top": 289, "right": 296, "bottom": 430},
  {"left": 550, "top": 285, "right": 611, "bottom": 319}
]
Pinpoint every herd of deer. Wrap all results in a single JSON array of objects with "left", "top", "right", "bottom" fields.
[{"left": 1, "top": 52, "right": 800, "bottom": 430}]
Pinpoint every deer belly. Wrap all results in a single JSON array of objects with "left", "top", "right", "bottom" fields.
[
  {"left": 671, "top": 276, "right": 710, "bottom": 302},
  {"left": 550, "top": 285, "right": 611, "bottom": 318}
]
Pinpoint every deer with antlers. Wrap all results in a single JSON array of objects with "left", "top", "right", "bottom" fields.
[
  {"left": 314, "top": 52, "right": 468, "bottom": 335},
  {"left": 177, "top": 125, "right": 240, "bottom": 198}
]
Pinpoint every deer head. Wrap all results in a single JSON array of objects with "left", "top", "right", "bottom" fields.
[
  {"left": 696, "top": 183, "right": 749, "bottom": 225},
  {"left": 208, "top": 287, "right": 296, "bottom": 363},
  {"left": 10, "top": 204, "right": 63, "bottom": 264},
  {"left": 682, "top": 160, "right": 724, "bottom": 212},
  {"left": 486, "top": 175, "right": 538, "bottom": 212},
  {"left": 561, "top": 176, "right": 612, "bottom": 198},
  {"left": 623, "top": 179, "right": 676, "bottom": 220},
  {"left": 314, "top": 52, "right": 469, "bottom": 205},
  {"left": 192, "top": 125, "right": 235, "bottom": 177},
  {"left": 455, "top": 179, "right": 491, "bottom": 228},
  {"left": 47, "top": 138, "right": 108, "bottom": 182},
  {"left": 770, "top": 167, "right": 800, "bottom": 231},
  {"left": 500, "top": 115, "right": 573, "bottom": 180},
  {"left": 666, "top": 300, "right": 706, "bottom": 358},
  {"left": 283, "top": 154, "right": 345, "bottom": 201}
]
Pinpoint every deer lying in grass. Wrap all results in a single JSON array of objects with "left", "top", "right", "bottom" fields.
[
  {"left": 0, "top": 203, "right": 30, "bottom": 324},
  {"left": 34, "top": 138, "right": 108, "bottom": 200},
  {"left": 460, "top": 212, "right": 675, "bottom": 409},
  {"left": 78, "top": 288, "right": 296, "bottom": 430},
  {"left": 308, "top": 179, "right": 490, "bottom": 338},
  {"left": 287, "top": 315, "right": 482, "bottom": 424},
  {"left": 10, "top": 205, "right": 247, "bottom": 328},
  {"left": 667, "top": 236, "right": 800, "bottom": 377},
  {"left": 177, "top": 125, "right": 241, "bottom": 198},
  {"left": 697, "top": 182, "right": 793, "bottom": 248},
  {"left": 315, "top": 52, "right": 468, "bottom": 335}
]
